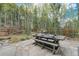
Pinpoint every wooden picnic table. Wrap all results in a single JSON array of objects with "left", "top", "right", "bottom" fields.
[
  {"left": 33, "top": 33, "right": 66, "bottom": 54},
  {"left": 34, "top": 33, "right": 65, "bottom": 44}
]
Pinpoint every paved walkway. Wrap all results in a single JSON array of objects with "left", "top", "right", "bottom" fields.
[{"left": 0, "top": 39, "right": 54, "bottom": 56}]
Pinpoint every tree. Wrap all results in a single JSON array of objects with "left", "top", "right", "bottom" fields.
[
  {"left": 33, "top": 6, "right": 38, "bottom": 32},
  {"left": 50, "top": 3, "right": 61, "bottom": 34}
]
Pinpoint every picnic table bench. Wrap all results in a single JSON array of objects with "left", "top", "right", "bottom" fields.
[{"left": 33, "top": 33, "right": 66, "bottom": 54}]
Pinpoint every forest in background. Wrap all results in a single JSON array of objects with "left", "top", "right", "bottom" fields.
[{"left": 0, "top": 3, "right": 79, "bottom": 38}]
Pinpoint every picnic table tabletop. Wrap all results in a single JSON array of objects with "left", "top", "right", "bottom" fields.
[
  {"left": 54, "top": 35, "right": 66, "bottom": 40},
  {"left": 36, "top": 33, "right": 55, "bottom": 39}
]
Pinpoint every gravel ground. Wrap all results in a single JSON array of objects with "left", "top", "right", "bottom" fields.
[{"left": 0, "top": 39, "right": 57, "bottom": 56}]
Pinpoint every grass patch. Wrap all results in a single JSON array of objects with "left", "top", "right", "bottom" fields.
[{"left": 9, "top": 34, "right": 33, "bottom": 43}]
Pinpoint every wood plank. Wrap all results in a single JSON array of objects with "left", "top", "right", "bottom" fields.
[
  {"left": 0, "top": 36, "right": 11, "bottom": 40},
  {"left": 35, "top": 39, "right": 58, "bottom": 47},
  {"left": 54, "top": 35, "right": 66, "bottom": 40}
]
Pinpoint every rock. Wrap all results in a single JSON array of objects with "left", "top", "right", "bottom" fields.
[
  {"left": 0, "top": 46, "right": 16, "bottom": 56},
  {"left": 59, "top": 40, "right": 79, "bottom": 56}
]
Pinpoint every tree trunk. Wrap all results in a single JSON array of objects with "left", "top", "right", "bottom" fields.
[
  {"left": 5, "top": 12, "right": 7, "bottom": 26},
  {"left": 77, "top": 3, "right": 79, "bottom": 20}
]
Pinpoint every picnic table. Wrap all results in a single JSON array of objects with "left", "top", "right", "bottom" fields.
[
  {"left": 34, "top": 33, "right": 65, "bottom": 43},
  {"left": 33, "top": 33, "right": 66, "bottom": 54}
]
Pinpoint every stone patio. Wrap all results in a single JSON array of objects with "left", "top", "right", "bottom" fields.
[{"left": 0, "top": 39, "right": 56, "bottom": 56}]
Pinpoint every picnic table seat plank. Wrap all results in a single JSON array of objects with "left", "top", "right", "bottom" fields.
[{"left": 35, "top": 39, "right": 58, "bottom": 47}]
